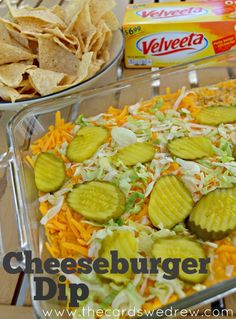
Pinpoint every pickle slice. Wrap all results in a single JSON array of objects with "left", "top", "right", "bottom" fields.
[
  {"left": 168, "top": 136, "right": 215, "bottom": 160},
  {"left": 99, "top": 230, "right": 138, "bottom": 283},
  {"left": 148, "top": 175, "right": 193, "bottom": 229},
  {"left": 77, "top": 126, "right": 108, "bottom": 143},
  {"left": 152, "top": 237, "right": 208, "bottom": 283},
  {"left": 67, "top": 181, "right": 125, "bottom": 223},
  {"left": 67, "top": 126, "right": 108, "bottom": 163},
  {"left": 195, "top": 106, "right": 236, "bottom": 126},
  {"left": 116, "top": 142, "right": 155, "bottom": 166},
  {"left": 34, "top": 152, "right": 66, "bottom": 193},
  {"left": 189, "top": 187, "right": 236, "bottom": 240}
]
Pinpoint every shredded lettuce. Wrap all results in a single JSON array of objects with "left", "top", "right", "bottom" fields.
[
  {"left": 138, "top": 232, "right": 153, "bottom": 255},
  {"left": 167, "top": 125, "right": 185, "bottom": 140},
  {"left": 145, "top": 181, "right": 156, "bottom": 198},
  {"left": 134, "top": 163, "right": 150, "bottom": 182},
  {"left": 212, "top": 161, "right": 236, "bottom": 176},
  {"left": 107, "top": 218, "right": 124, "bottom": 227},
  {"left": 150, "top": 98, "right": 164, "bottom": 114},
  {"left": 125, "top": 192, "right": 144, "bottom": 213},
  {"left": 72, "top": 124, "right": 81, "bottom": 135},
  {"left": 40, "top": 196, "right": 64, "bottom": 225},
  {"left": 75, "top": 114, "right": 88, "bottom": 126},
  {"left": 212, "top": 138, "right": 234, "bottom": 163},
  {"left": 112, "top": 283, "right": 145, "bottom": 313},
  {"left": 118, "top": 175, "right": 132, "bottom": 195},
  {"left": 176, "top": 159, "right": 201, "bottom": 174},
  {"left": 112, "top": 127, "right": 137, "bottom": 147},
  {"left": 173, "top": 86, "right": 186, "bottom": 110},
  {"left": 181, "top": 175, "right": 199, "bottom": 194},
  {"left": 154, "top": 111, "right": 165, "bottom": 122},
  {"left": 156, "top": 271, "right": 186, "bottom": 299},
  {"left": 173, "top": 223, "right": 189, "bottom": 234},
  {"left": 56, "top": 141, "right": 68, "bottom": 155},
  {"left": 39, "top": 193, "right": 54, "bottom": 203},
  {"left": 149, "top": 282, "right": 174, "bottom": 304},
  {"left": 88, "top": 239, "right": 101, "bottom": 258},
  {"left": 128, "top": 221, "right": 176, "bottom": 255},
  {"left": 128, "top": 102, "right": 141, "bottom": 115},
  {"left": 100, "top": 291, "right": 118, "bottom": 309},
  {"left": 64, "top": 272, "right": 114, "bottom": 302},
  {"left": 97, "top": 157, "right": 117, "bottom": 180}
]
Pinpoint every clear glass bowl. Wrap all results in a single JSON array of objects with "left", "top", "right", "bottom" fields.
[
  {"left": 0, "top": 0, "right": 124, "bottom": 111},
  {"left": 1, "top": 50, "right": 236, "bottom": 318}
]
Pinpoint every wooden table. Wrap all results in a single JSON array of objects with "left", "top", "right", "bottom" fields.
[{"left": 0, "top": 0, "right": 236, "bottom": 318}]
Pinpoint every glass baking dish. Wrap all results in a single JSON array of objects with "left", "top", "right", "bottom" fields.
[{"left": 1, "top": 50, "right": 236, "bottom": 318}]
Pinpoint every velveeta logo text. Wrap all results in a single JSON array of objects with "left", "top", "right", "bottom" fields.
[
  {"left": 136, "top": 7, "right": 208, "bottom": 20},
  {"left": 136, "top": 32, "right": 208, "bottom": 57}
]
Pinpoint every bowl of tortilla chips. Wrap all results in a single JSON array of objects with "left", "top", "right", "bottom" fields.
[{"left": 0, "top": 0, "right": 124, "bottom": 111}]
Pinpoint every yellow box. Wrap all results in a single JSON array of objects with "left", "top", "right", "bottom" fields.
[{"left": 123, "top": 2, "right": 236, "bottom": 68}]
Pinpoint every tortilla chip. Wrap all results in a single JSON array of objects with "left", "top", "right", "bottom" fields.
[
  {"left": 73, "top": 2, "right": 94, "bottom": 37},
  {"left": 0, "top": 21, "right": 11, "bottom": 42},
  {"left": 0, "top": 62, "right": 35, "bottom": 88},
  {"left": 88, "top": 58, "right": 105, "bottom": 79},
  {"left": 89, "top": 0, "right": 116, "bottom": 25},
  {"left": 89, "top": 20, "right": 109, "bottom": 54},
  {"left": 54, "top": 51, "right": 94, "bottom": 92},
  {"left": 69, "top": 1, "right": 97, "bottom": 54},
  {"left": 97, "top": 23, "right": 112, "bottom": 62},
  {"left": 74, "top": 52, "right": 93, "bottom": 84},
  {"left": 9, "top": 7, "right": 66, "bottom": 29},
  {"left": 60, "top": 74, "right": 76, "bottom": 86},
  {"left": 46, "top": 27, "right": 78, "bottom": 45},
  {"left": 28, "top": 40, "right": 38, "bottom": 54},
  {"left": 13, "top": 18, "right": 52, "bottom": 33},
  {"left": 53, "top": 37, "right": 77, "bottom": 54},
  {"left": 18, "top": 30, "right": 52, "bottom": 42},
  {"left": 0, "top": 17, "right": 37, "bottom": 39},
  {"left": 0, "top": 0, "right": 117, "bottom": 102},
  {"left": 0, "top": 85, "right": 33, "bottom": 102},
  {"left": 27, "top": 68, "right": 66, "bottom": 96},
  {"left": 65, "top": 0, "right": 87, "bottom": 32},
  {"left": 0, "top": 17, "right": 21, "bottom": 32},
  {"left": 103, "top": 11, "right": 120, "bottom": 31},
  {"left": 70, "top": 2, "right": 98, "bottom": 54},
  {"left": 0, "top": 19, "right": 29, "bottom": 48},
  {"left": 0, "top": 42, "right": 35, "bottom": 65},
  {"left": 18, "top": 79, "right": 37, "bottom": 95},
  {"left": 38, "top": 37, "right": 80, "bottom": 76},
  {"left": 75, "top": 46, "right": 82, "bottom": 59},
  {"left": 23, "top": 26, "right": 78, "bottom": 43},
  {"left": 99, "top": 48, "right": 110, "bottom": 63},
  {"left": 9, "top": 29, "right": 29, "bottom": 49},
  {"left": 17, "top": 26, "right": 79, "bottom": 53},
  {"left": 50, "top": 5, "right": 66, "bottom": 22},
  {"left": 0, "top": 85, "right": 20, "bottom": 102},
  {"left": 75, "top": 28, "right": 85, "bottom": 54}
]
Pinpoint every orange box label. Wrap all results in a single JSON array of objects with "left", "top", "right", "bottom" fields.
[
  {"left": 123, "top": 2, "right": 236, "bottom": 68},
  {"left": 213, "top": 34, "right": 236, "bottom": 53}
]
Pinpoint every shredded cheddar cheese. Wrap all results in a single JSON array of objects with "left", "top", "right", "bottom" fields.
[{"left": 29, "top": 80, "right": 236, "bottom": 315}]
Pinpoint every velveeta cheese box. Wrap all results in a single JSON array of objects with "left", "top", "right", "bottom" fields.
[{"left": 123, "top": 1, "right": 236, "bottom": 68}]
